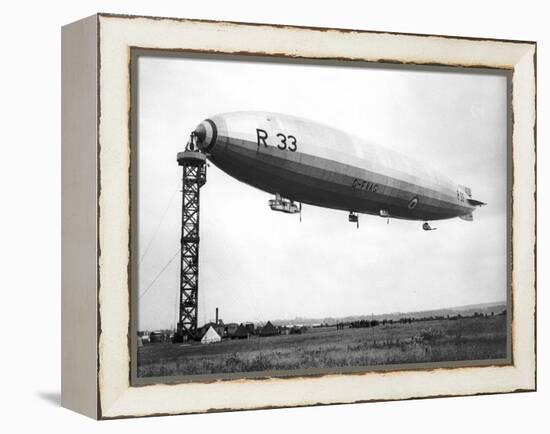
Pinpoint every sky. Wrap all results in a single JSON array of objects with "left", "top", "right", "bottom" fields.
[{"left": 136, "top": 54, "right": 508, "bottom": 331}]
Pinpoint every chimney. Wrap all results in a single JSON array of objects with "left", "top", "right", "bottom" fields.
[{"left": 215, "top": 307, "right": 219, "bottom": 325}]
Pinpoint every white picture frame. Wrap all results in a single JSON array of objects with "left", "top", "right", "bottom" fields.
[{"left": 61, "top": 13, "right": 536, "bottom": 419}]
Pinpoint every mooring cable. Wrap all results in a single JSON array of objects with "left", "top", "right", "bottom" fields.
[
  {"left": 139, "top": 183, "right": 180, "bottom": 265},
  {"left": 138, "top": 248, "right": 180, "bottom": 300}
]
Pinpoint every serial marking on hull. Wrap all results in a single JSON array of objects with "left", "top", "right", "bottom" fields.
[
  {"left": 256, "top": 128, "right": 298, "bottom": 152},
  {"left": 351, "top": 178, "right": 379, "bottom": 193}
]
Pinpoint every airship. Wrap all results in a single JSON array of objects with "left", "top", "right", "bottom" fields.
[{"left": 190, "top": 111, "right": 485, "bottom": 230}]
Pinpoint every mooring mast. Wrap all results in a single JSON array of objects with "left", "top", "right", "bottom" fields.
[{"left": 175, "top": 133, "right": 207, "bottom": 342}]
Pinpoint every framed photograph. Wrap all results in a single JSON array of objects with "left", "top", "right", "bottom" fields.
[{"left": 61, "top": 13, "right": 536, "bottom": 419}]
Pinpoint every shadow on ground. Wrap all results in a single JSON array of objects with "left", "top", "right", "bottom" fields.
[{"left": 37, "top": 391, "right": 61, "bottom": 407}]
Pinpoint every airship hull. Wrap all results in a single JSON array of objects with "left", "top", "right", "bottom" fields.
[{"left": 196, "top": 112, "right": 479, "bottom": 221}]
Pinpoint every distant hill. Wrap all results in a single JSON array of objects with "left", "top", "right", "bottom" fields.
[{"left": 269, "top": 301, "right": 507, "bottom": 327}]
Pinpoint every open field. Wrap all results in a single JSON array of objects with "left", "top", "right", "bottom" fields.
[{"left": 137, "top": 315, "right": 507, "bottom": 378}]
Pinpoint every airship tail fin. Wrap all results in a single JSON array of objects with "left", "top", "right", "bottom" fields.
[
  {"left": 467, "top": 198, "right": 486, "bottom": 207},
  {"left": 459, "top": 213, "right": 474, "bottom": 222}
]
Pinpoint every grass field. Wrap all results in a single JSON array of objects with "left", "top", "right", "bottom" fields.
[{"left": 137, "top": 315, "right": 507, "bottom": 378}]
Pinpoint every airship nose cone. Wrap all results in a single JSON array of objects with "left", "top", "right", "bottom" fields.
[
  {"left": 194, "top": 122, "right": 207, "bottom": 143},
  {"left": 194, "top": 119, "right": 217, "bottom": 152}
]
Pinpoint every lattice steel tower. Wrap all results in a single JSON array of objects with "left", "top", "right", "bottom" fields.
[{"left": 175, "top": 134, "right": 207, "bottom": 342}]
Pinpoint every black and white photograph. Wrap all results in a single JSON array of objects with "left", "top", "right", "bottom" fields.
[{"left": 133, "top": 53, "right": 510, "bottom": 381}]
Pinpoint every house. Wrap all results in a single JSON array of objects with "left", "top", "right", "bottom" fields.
[
  {"left": 225, "top": 323, "right": 239, "bottom": 337},
  {"left": 279, "top": 326, "right": 290, "bottom": 335},
  {"left": 149, "top": 331, "right": 165, "bottom": 343},
  {"left": 259, "top": 321, "right": 278, "bottom": 337},
  {"left": 290, "top": 326, "right": 308, "bottom": 334},
  {"left": 232, "top": 323, "right": 250, "bottom": 339},
  {"left": 243, "top": 322, "right": 255, "bottom": 334}
]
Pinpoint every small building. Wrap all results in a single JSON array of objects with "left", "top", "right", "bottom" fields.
[
  {"left": 290, "top": 326, "right": 308, "bottom": 335},
  {"left": 149, "top": 331, "right": 165, "bottom": 343},
  {"left": 232, "top": 323, "right": 250, "bottom": 339},
  {"left": 279, "top": 326, "right": 290, "bottom": 335},
  {"left": 201, "top": 325, "right": 222, "bottom": 344},
  {"left": 259, "top": 321, "right": 278, "bottom": 337},
  {"left": 225, "top": 323, "right": 239, "bottom": 337},
  {"left": 243, "top": 322, "right": 255, "bottom": 334}
]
